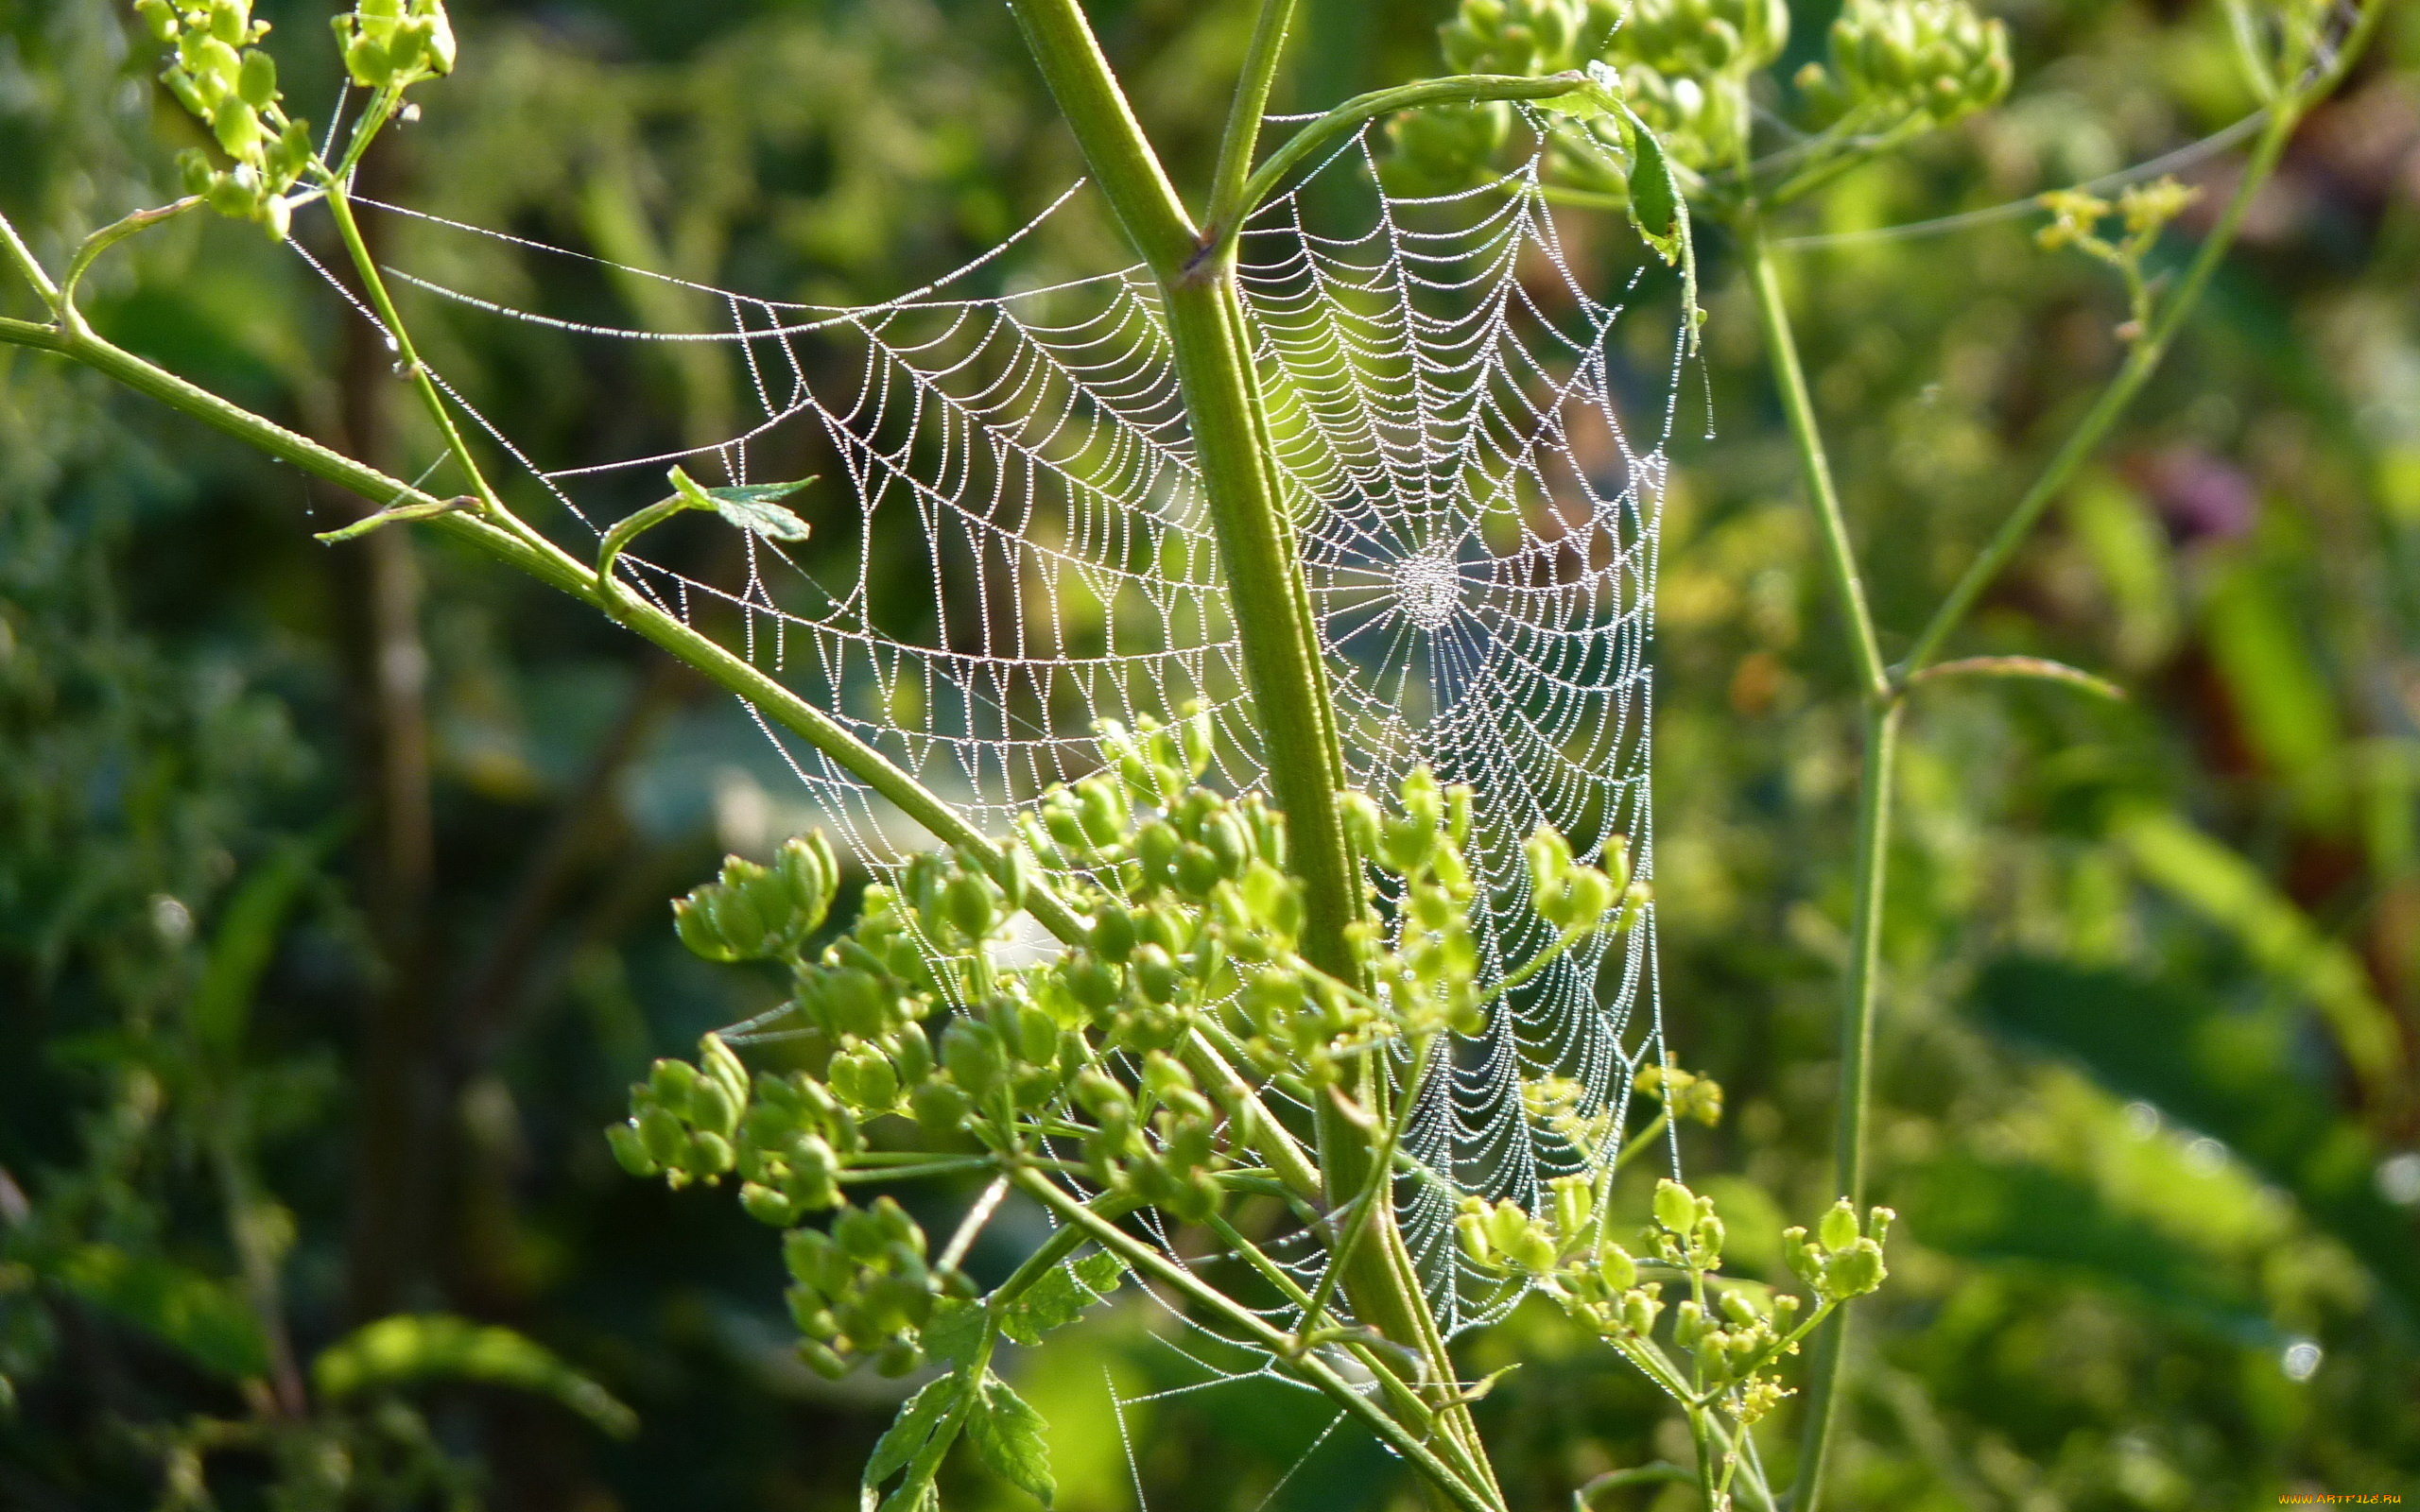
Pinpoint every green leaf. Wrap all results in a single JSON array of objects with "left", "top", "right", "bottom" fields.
[
  {"left": 190, "top": 825, "right": 341, "bottom": 1058},
  {"left": 312, "top": 1314, "right": 636, "bottom": 1437},
  {"left": 921, "top": 1296, "right": 986, "bottom": 1367},
  {"left": 995, "top": 1249, "right": 1122, "bottom": 1346},
  {"left": 967, "top": 1370, "right": 1055, "bottom": 1505},
  {"left": 668, "top": 465, "right": 816, "bottom": 541},
  {"left": 52, "top": 1245, "right": 268, "bottom": 1381},
  {"left": 1612, "top": 103, "right": 1701, "bottom": 351},
  {"left": 2110, "top": 808, "right": 2403, "bottom": 1098},
  {"left": 867, "top": 1374, "right": 964, "bottom": 1486}
]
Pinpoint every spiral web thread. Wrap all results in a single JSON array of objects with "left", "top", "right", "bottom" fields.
[{"left": 335, "top": 112, "right": 1686, "bottom": 1450}]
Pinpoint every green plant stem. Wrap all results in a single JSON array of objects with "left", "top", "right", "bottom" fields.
[
  {"left": 0, "top": 302, "right": 1089, "bottom": 947},
  {"left": 1210, "top": 72, "right": 1592, "bottom": 259},
  {"left": 1737, "top": 218, "right": 1888, "bottom": 703},
  {"left": 999, "top": 13, "right": 1478, "bottom": 1473},
  {"left": 1009, "top": 1168, "right": 1501, "bottom": 1512},
  {"left": 1739, "top": 208, "right": 1902, "bottom": 1512},
  {"left": 1206, "top": 0, "right": 1300, "bottom": 232},
  {"left": 57, "top": 198, "right": 200, "bottom": 318},
  {"left": 320, "top": 185, "right": 503, "bottom": 518},
  {"left": 1788, "top": 698, "right": 1899, "bottom": 1512},
  {"left": 1899, "top": 98, "right": 2300, "bottom": 674}
]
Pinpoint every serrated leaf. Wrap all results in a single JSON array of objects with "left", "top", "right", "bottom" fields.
[
  {"left": 666, "top": 465, "right": 817, "bottom": 541},
  {"left": 866, "top": 1374, "right": 963, "bottom": 1486},
  {"left": 996, "top": 1249, "right": 1122, "bottom": 1346},
  {"left": 968, "top": 1371, "right": 1055, "bottom": 1506},
  {"left": 921, "top": 1297, "right": 985, "bottom": 1367}
]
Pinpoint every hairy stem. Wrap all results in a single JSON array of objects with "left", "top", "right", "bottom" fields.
[{"left": 1207, "top": 0, "right": 1301, "bottom": 232}]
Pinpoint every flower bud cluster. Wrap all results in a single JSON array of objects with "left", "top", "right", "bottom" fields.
[
  {"left": 672, "top": 833, "right": 839, "bottom": 964},
  {"left": 1343, "top": 765, "right": 1489, "bottom": 1042},
  {"left": 1073, "top": 1053, "right": 1224, "bottom": 1223},
  {"left": 606, "top": 1033, "right": 759, "bottom": 1191},
  {"left": 136, "top": 0, "right": 312, "bottom": 240},
  {"left": 1457, "top": 1175, "right": 1674, "bottom": 1340},
  {"left": 783, "top": 1196, "right": 975, "bottom": 1380},
  {"left": 329, "top": 0, "right": 457, "bottom": 94},
  {"left": 1783, "top": 1198, "right": 1893, "bottom": 1302},
  {"left": 1793, "top": 0, "right": 2011, "bottom": 130},
  {"left": 1523, "top": 826, "right": 1648, "bottom": 936},
  {"left": 1634, "top": 1057, "right": 1723, "bottom": 1126}
]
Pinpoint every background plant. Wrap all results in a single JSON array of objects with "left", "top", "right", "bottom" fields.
[{"left": 2, "top": 0, "right": 2415, "bottom": 1508}]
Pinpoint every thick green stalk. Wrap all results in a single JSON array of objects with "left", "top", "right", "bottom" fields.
[
  {"left": 1737, "top": 210, "right": 1899, "bottom": 1512},
  {"left": 1000, "top": 6, "right": 1494, "bottom": 1495}
]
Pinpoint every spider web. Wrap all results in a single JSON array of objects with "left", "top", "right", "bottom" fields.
[{"left": 329, "top": 110, "right": 1687, "bottom": 1411}]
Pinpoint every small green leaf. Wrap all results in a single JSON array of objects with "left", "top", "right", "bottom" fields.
[
  {"left": 668, "top": 465, "right": 816, "bottom": 542},
  {"left": 968, "top": 1370, "right": 1055, "bottom": 1505},
  {"left": 867, "top": 1374, "right": 964, "bottom": 1486},
  {"left": 996, "top": 1250, "right": 1122, "bottom": 1346},
  {"left": 312, "top": 1314, "right": 636, "bottom": 1437},
  {"left": 52, "top": 1245, "right": 268, "bottom": 1381},
  {"left": 1614, "top": 103, "right": 1701, "bottom": 351}
]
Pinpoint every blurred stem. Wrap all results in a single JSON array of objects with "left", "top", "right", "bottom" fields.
[
  {"left": 206, "top": 1129, "right": 305, "bottom": 1418},
  {"left": 318, "top": 154, "right": 442, "bottom": 1324},
  {"left": 1900, "top": 100, "right": 2302, "bottom": 675},
  {"left": 1904, "top": 0, "right": 2385, "bottom": 672},
  {"left": 1737, "top": 219, "right": 1888, "bottom": 704},
  {"left": 1737, "top": 209, "right": 1901, "bottom": 1512}
]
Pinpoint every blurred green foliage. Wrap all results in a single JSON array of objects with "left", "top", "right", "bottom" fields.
[{"left": 2, "top": 0, "right": 2416, "bottom": 1507}]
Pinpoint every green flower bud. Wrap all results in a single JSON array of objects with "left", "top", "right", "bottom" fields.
[
  {"left": 605, "top": 1122, "right": 658, "bottom": 1177},
  {"left": 1089, "top": 903, "right": 1137, "bottom": 963},
  {"left": 1131, "top": 943, "right": 1181, "bottom": 1005},
  {"left": 829, "top": 1047, "right": 899, "bottom": 1111},
  {"left": 909, "top": 1077, "right": 972, "bottom": 1141},
  {"left": 210, "top": 97, "right": 262, "bottom": 159},
  {"left": 1173, "top": 841, "right": 1222, "bottom": 898},
  {"left": 1075, "top": 774, "right": 1128, "bottom": 848},
  {"left": 637, "top": 1104, "right": 687, "bottom": 1166},
  {"left": 1597, "top": 1240, "right": 1637, "bottom": 1291},
  {"left": 1652, "top": 1177, "right": 1698, "bottom": 1236},
  {"left": 797, "top": 1339, "right": 850, "bottom": 1379},
  {"left": 1548, "top": 1174, "right": 1594, "bottom": 1243},
  {"left": 1825, "top": 1238, "right": 1886, "bottom": 1297},
  {"left": 688, "top": 1076, "right": 741, "bottom": 1139},
  {"left": 740, "top": 1182, "right": 797, "bottom": 1227},
  {"left": 1136, "top": 821, "right": 1181, "bottom": 893},
  {"left": 135, "top": 0, "right": 180, "bottom": 43},
  {"left": 1818, "top": 1197, "right": 1859, "bottom": 1253},
  {"left": 235, "top": 47, "right": 276, "bottom": 109},
  {"left": 941, "top": 1018, "right": 1007, "bottom": 1097},
  {"left": 688, "top": 1130, "right": 735, "bottom": 1177}
]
